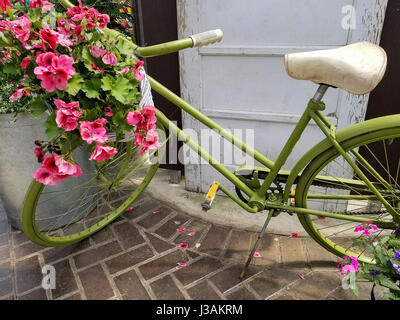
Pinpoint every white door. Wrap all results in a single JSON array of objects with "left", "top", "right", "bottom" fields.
[{"left": 177, "top": 0, "right": 388, "bottom": 193}]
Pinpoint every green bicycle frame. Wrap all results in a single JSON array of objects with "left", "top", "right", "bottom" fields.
[{"left": 57, "top": 0, "right": 399, "bottom": 228}]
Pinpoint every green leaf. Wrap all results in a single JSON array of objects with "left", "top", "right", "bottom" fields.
[
  {"left": 82, "top": 78, "right": 102, "bottom": 99},
  {"left": 101, "top": 75, "right": 114, "bottom": 91},
  {"left": 44, "top": 112, "right": 63, "bottom": 141},
  {"left": 112, "top": 110, "right": 131, "bottom": 131},
  {"left": 2, "top": 63, "right": 18, "bottom": 75},
  {"left": 29, "top": 97, "right": 47, "bottom": 116},
  {"left": 116, "top": 36, "right": 136, "bottom": 56},
  {"left": 378, "top": 276, "right": 400, "bottom": 291},
  {"left": 65, "top": 73, "right": 84, "bottom": 96}
]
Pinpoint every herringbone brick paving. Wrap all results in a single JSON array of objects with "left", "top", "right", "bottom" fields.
[{"left": 0, "top": 194, "right": 381, "bottom": 300}]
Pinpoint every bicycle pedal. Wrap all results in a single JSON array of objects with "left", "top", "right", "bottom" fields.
[{"left": 201, "top": 181, "right": 220, "bottom": 211}]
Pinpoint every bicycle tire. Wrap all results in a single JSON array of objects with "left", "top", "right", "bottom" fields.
[
  {"left": 21, "top": 125, "right": 166, "bottom": 247},
  {"left": 295, "top": 126, "right": 400, "bottom": 263}
]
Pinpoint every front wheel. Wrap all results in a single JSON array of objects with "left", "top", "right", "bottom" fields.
[
  {"left": 22, "top": 126, "right": 166, "bottom": 247},
  {"left": 295, "top": 127, "right": 400, "bottom": 263}
]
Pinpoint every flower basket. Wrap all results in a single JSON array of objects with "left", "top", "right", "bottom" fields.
[{"left": 0, "top": 0, "right": 162, "bottom": 230}]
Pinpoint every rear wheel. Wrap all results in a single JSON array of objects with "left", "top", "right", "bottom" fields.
[
  {"left": 295, "top": 127, "right": 400, "bottom": 263},
  {"left": 22, "top": 126, "right": 166, "bottom": 247}
]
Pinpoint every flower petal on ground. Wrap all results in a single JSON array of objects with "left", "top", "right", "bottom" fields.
[
  {"left": 177, "top": 262, "right": 187, "bottom": 268},
  {"left": 188, "top": 232, "right": 195, "bottom": 237},
  {"left": 177, "top": 228, "right": 186, "bottom": 234},
  {"left": 253, "top": 251, "right": 261, "bottom": 258},
  {"left": 298, "top": 273, "right": 305, "bottom": 279},
  {"left": 179, "top": 243, "right": 188, "bottom": 249}
]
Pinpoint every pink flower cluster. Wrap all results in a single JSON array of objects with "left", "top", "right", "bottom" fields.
[
  {"left": 89, "top": 45, "right": 117, "bottom": 66},
  {"left": 29, "top": 0, "right": 54, "bottom": 10},
  {"left": 126, "top": 105, "right": 162, "bottom": 155},
  {"left": 79, "top": 118, "right": 117, "bottom": 163},
  {"left": 32, "top": 153, "right": 82, "bottom": 186},
  {"left": 55, "top": 99, "right": 83, "bottom": 131},
  {"left": 0, "top": 0, "right": 11, "bottom": 13},
  {"left": 66, "top": 0, "right": 110, "bottom": 29},
  {"left": 9, "top": 83, "right": 30, "bottom": 101},
  {"left": 117, "top": 61, "right": 144, "bottom": 81},
  {"left": 354, "top": 222, "right": 379, "bottom": 237},
  {"left": 34, "top": 52, "right": 75, "bottom": 92},
  {"left": 338, "top": 256, "right": 360, "bottom": 275},
  {"left": 9, "top": 15, "right": 31, "bottom": 48}
]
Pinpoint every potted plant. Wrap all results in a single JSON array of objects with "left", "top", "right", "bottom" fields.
[
  {"left": 337, "top": 223, "right": 400, "bottom": 300},
  {"left": 0, "top": 0, "right": 161, "bottom": 229}
]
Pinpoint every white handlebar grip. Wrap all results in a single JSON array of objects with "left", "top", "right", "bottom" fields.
[{"left": 190, "top": 29, "right": 223, "bottom": 47}]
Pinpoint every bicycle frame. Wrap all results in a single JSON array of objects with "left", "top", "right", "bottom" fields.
[{"left": 149, "top": 76, "right": 398, "bottom": 228}]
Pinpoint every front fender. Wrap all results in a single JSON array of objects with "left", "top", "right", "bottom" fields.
[{"left": 283, "top": 114, "right": 400, "bottom": 201}]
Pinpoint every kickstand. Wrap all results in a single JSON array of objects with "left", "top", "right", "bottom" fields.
[{"left": 240, "top": 209, "right": 275, "bottom": 279}]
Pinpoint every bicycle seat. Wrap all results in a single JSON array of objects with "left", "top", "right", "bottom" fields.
[{"left": 284, "top": 42, "right": 387, "bottom": 95}]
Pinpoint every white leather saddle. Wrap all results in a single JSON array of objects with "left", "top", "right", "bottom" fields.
[{"left": 284, "top": 42, "right": 387, "bottom": 95}]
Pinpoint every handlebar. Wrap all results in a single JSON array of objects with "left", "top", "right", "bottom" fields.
[{"left": 135, "top": 29, "right": 223, "bottom": 58}]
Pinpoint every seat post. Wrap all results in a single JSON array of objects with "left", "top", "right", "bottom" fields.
[{"left": 312, "top": 84, "right": 329, "bottom": 103}]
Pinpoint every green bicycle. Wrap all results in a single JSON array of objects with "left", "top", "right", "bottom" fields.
[{"left": 22, "top": 1, "right": 399, "bottom": 275}]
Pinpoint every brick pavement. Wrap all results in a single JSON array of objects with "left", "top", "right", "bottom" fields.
[{"left": 0, "top": 194, "right": 383, "bottom": 300}]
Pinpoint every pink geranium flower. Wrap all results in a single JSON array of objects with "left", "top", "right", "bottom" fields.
[
  {"left": 133, "top": 60, "right": 144, "bottom": 81},
  {"left": 9, "top": 83, "right": 30, "bottom": 100},
  {"left": 40, "top": 27, "right": 59, "bottom": 50},
  {"left": 79, "top": 118, "right": 108, "bottom": 144},
  {"left": 126, "top": 105, "right": 157, "bottom": 131},
  {"left": 89, "top": 144, "right": 117, "bottom": 162},
  {"left": 102, "top": 52, "right": 117, "bottom": 66},
  {"left": 20, "top": 57, "right": 31, "bottom": 69},
  {"left": 54, "top": 99, "right": 83, "bottom": 131},
  {"left": 104, "top": 106, "right": 113, "bottom": 117},
  {"left": 126, "top": 110, "right": 144, "bottom": 127},
  {"left": 137, "top": 129, "right": 162, "bottom": 156},
  {"left": 89, "top": 45, "right": 106, "bottom": 58},
  {"left": 9, "top": 15, "right": 31, "bottom": 48},
  {"left": 55, "top": 155, "right": 82, "bottom": 177},
  {"left": 117, "top": 67, "right": 130, "bottom": 75},
  {"left": 32, "top": 167, "right": 62, "bottom": 186},
  {"left": 33, "top": 154, "right": 82, "bottom": 186},
  {"left": 34, "top": 52, "right": 75, "bottom": 92}
]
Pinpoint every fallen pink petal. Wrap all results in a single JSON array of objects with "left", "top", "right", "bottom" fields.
[
  {"left": 174, "top": 221, "right": 182, "bottom": 225},
  {"left": 195, "top": 243, "right": 201, "bottom": 248},
  {"left": 298, "top": 273, "right": 305, "bottom": 279},
  {"left": 177, "top": 228, "right": 186, "bottom": 234},
  {"left": 153, "top": 210, "right": 160, "bottom": 214},
  {"left": 177, "top": 262, "right": 187, "bottom": 267},
  {"left": 125, "top": 207, "right": 133, "bottom": 211},
  {"left": 188, "top": 232, "right": 196, "bottom": 236},
  {"left": 253, "top": 251, "right": 261, "bottom": 258},
  {"left": 290, "top": 233, "right": 299, "bottom": 238},
  {"left": 179, "top": 243, "right": 188, "bottom": 249},
  {"left": 317, "top": 216, "right": 326, "bottom": 220}
]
